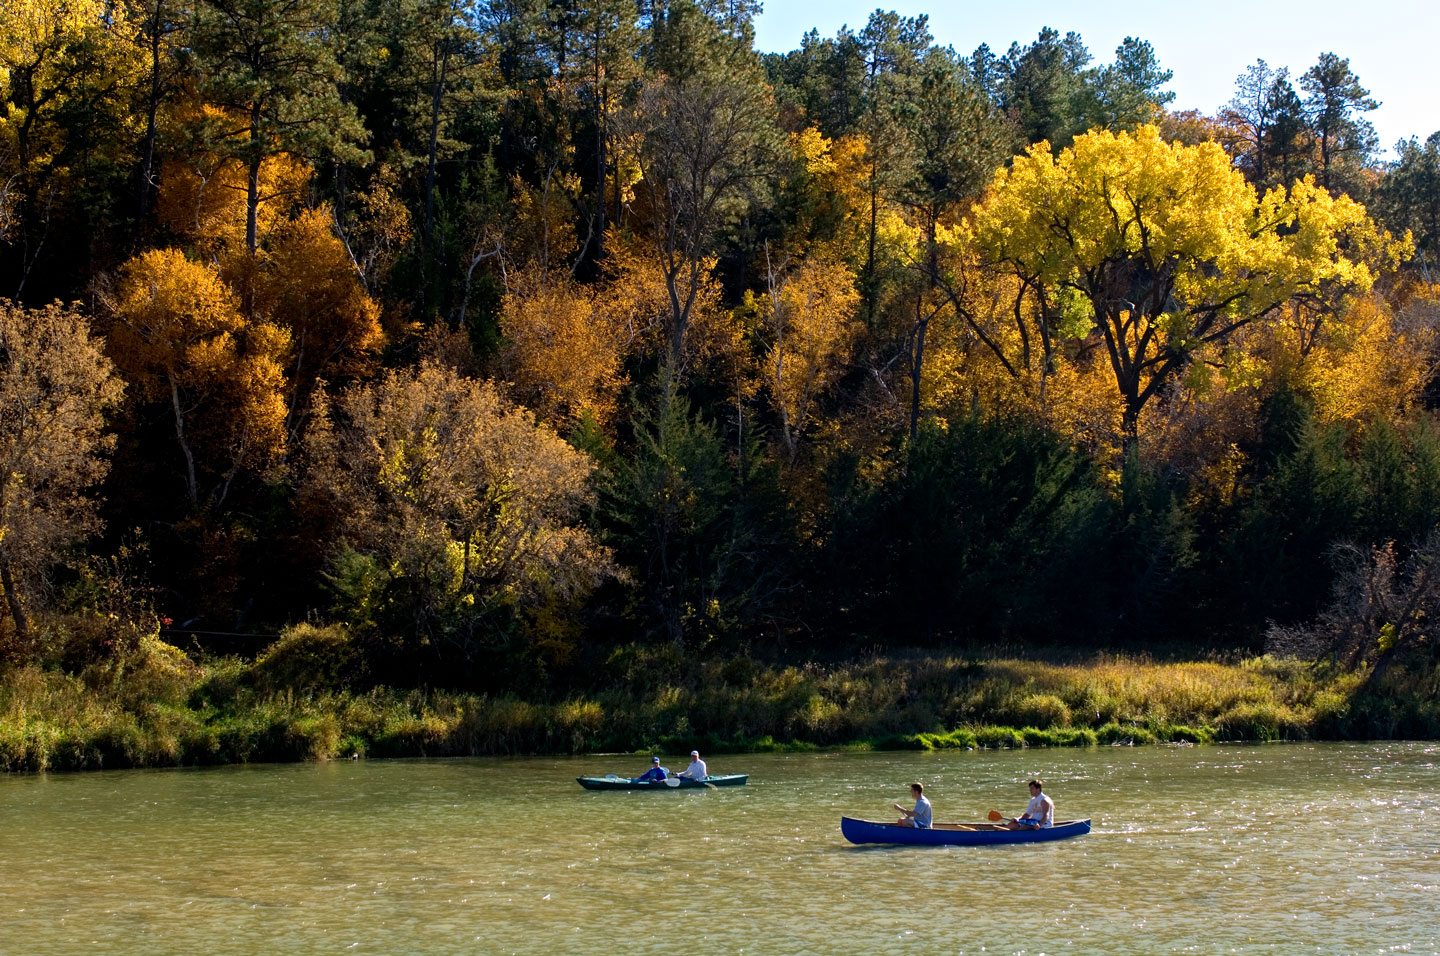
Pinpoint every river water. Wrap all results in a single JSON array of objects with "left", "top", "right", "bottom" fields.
[{"left": 0, "top": 743, "right": 1436, "bottom": 955}]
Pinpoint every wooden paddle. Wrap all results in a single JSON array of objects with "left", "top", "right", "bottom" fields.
[{"left": 987, "top": 809, "right": 1007, "bottom": 822}]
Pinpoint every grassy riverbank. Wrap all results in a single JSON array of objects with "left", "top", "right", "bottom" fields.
[{"left": 2, "top": 624, "right": 1437, "bottom": 773}]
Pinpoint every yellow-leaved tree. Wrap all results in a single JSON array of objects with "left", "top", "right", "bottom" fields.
[
  {"left": 157, "top": 152, "right": 384, "bottom": 430},
  {"left": 155, "top": 117, "right": 312, "bottom": 262},
  {"left": 0, "top": 0, "right": 138, "bottom": 291},
  {"left": 497, "top": 276, "right": 629, "bottom": 428},
  {"left": 760, "top": 254, "right": 862, "bottom": 462},
  {"left": 105, "top": 248, "right": 289, "bottom": 509},
  {"left": 491, "top": 179, "right": 630, "bottom": 429},
  {"left": 970, "top": 125, "right": 1401, "bottom": 452}
]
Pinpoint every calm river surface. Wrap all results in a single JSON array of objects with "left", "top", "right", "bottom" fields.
[{"left": 1, "top": 743, "right": 1437, "bottom": 955}]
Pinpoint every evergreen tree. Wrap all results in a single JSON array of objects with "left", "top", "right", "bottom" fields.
[
  {"left": 191, "top": 0, "right": 369, "bottom": 260},
  {"left": 1300, "top": 52, "right": 1379, "bottom": 195}
]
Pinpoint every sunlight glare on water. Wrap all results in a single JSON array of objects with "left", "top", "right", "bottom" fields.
[{"left": 0, "top": 743, "right": 1436, "bottom": 955}]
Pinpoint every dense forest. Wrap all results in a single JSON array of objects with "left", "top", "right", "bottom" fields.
[{"left": 3, "top": 0, "right": 1440, "bottom": 736}]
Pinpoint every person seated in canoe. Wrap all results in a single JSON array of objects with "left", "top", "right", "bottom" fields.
[
  {"left": 1007, "top": 779, "right": 1054, "bottom": 829},
  {"left": 894, "top": 782, "right": 932, "bottom": 828},
  {"left": 675, "top": 750, "right": 707, "bottom": 781},
  {"left": 632, "top": 756, "right": 670, "bottom": 783}
]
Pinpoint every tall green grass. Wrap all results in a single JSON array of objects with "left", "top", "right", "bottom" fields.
[{"left": 1, "top": 622, "right": 1434, "bottom": 773}]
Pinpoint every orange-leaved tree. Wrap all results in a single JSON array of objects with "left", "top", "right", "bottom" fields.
[
  {"left": 497, "top": 274, "right": 629, "bottom": 429},
  {"left": 253, "top": 205, "right": 383, "bottom": 429},
  {"left": 105, "top": 248, "right": 288, "bottom": 510}
]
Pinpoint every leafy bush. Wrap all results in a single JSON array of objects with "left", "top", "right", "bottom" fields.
[{"left": 250, "top": 623, "right": 363, "bottom": 694}]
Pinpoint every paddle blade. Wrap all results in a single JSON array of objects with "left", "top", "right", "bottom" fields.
[
  {"left": 664, "top": 777, "right": 681, "bottom": 787},
  {"left": 987, "top": 809, "right": 1004, "bottom": 822}
]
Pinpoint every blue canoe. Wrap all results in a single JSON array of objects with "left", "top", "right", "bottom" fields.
[
  {"left": 576, "top": 774, "right": 749, "bottom": 790},
  {"left": 841, "top": 817, "right": 1090, "bottom": 846}
]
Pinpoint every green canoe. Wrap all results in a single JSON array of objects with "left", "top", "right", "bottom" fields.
[{"left": 575, "top": 774, "right": 749, "bottom": 790}]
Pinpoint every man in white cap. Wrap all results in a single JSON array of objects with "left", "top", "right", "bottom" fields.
[{"left": 677, "top": 750, "right": 707, "bottom": 781}]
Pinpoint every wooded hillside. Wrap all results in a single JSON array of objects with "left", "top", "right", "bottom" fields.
[{"left": 3, "top": 0, "right": 1439, "bottom": 692}]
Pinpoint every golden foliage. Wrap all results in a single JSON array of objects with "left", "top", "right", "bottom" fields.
[
  {"left": 106, "top": 249, "right": 289, "bottom": 506},
  {"left": 506, "top": 174, "right": 581, "bottom": 275},
  {"left": 0, "top": 0, "right": 140, "bottom": 197},
  {"left": 1287, "top": 294, "right": 1435, "bottom": 429},
  {"left": 601, "top": 230, "right": 747, "bottom": 386},
  {"left": 156, "top": 105, "right": 312, "bottom": 256},
  {"left": 254, "top": 205, "right": 383, "bottom": 391},
  {"left": 760, "top": 255, "right": 861, "bottom": 459},
  {"left": 497, "top": 274, "right": 628, "bottom": 427},
  {"left": 0, "top": 0, "right": 105, "bottom": 73},
  {"left": 971, "top": 124, "right": 1401, "bottom": 448}
]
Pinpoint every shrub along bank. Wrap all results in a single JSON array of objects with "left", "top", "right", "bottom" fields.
[{"left": 1, "top": 624, "right": 1436, "bottom": 773}]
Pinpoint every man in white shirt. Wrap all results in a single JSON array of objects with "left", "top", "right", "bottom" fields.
[
  {"left": 894, "top": 782, "right": 932, "bottom": 828},
  {"left": 677, "top": 750, "right": 707, "bottom": 780},
  {"left": 1009, "top": 779, "right": 1054, "bottom": 829}
]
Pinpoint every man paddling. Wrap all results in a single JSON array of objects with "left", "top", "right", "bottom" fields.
[
  {"left": 676, "top": 750, "right": 707, "bottom": 781},
  {"left": 632, "top": 756, "right": 670, "bottom": 783},
  {"left": 894, "top": 782, "right": 932, "bottom": 828},
  {"left": 1007, "top": 779, "right": 1054, "bottom": 829}
]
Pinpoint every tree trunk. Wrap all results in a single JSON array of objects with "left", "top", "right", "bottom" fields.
[
  {"left": 593, "top": 75, "right": 607, "bottom": 267},
  {"left": 138, "top": 8, "right": 163, "bottom": 219},
  {"left": 423, "top": 50, "right": 448, "bottom": 255},
  {"left": 246, "top": 105, "right": 261, "bottom": 258},
  {"left": 0, "top": 558, "right": 29, "bottom": 647},
  {"left": 909, "top": 300, "right": 928, "bottom": 440},
  {"left": 170, "top": 373, "right": 200, "bottom": 508}
]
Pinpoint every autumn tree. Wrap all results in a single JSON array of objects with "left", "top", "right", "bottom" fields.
[
  {"left": 496, "top": 277, "right": 628, "bottom": 428},
  {"left": 760, "top": 254, "right": 861, "bottom": 461},
  {"left": 895, "top": 46, "right": 1012, "bottom": 437},
  {"left": 0, "top": 299, "right": 121, "bottom": 646},
  {"left": 105, "top": 248, "right": 289, "bottom": 510},
  {"left": 0, "top": 0, "right": 136, "bottom": 295},
  {"left": 303, "top": 362, "right": 614, "bottom": 668},
  {"left": 252, "top": 205, "right": 383, "bottom": 429},
  {"left": 972, "top": 125, "right": 1396, "bottom": 452}
]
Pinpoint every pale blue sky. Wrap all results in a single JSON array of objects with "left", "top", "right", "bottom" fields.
[{"left": 752, "top": 0, "right": 1439, "bottom": 156}]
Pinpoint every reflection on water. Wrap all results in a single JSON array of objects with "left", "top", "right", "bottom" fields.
[{"left": 1, "top": 743, "right": 1436, "bottom": 955}]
